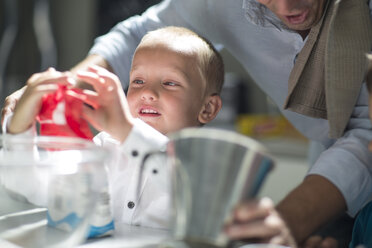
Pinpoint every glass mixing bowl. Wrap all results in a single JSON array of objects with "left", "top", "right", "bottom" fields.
[{"left": 0, "top": 135, "right": 110, "bottom": 248}]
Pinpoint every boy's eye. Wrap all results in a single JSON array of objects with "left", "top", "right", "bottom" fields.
[
  {"left": 133, "top": 79, "right": 144, "bottom": 84},
  {"left": 163, "top": 81, "right": 177, "bottom": 86}
]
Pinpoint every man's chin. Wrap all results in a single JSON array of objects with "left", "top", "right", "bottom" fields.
[{"left": 286, "top": 22, "right": 311, "bottom": 31}]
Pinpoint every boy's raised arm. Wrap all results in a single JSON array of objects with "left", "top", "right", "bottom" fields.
[
  {"left": 1, "top": 54, "right": 111, "bottom": 125},
  {"left": 7, "top": 68, "right": 72, "bottom": 134}
]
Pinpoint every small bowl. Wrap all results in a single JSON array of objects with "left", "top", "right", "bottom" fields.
[{"left": 0, "top": 135, "right": 109, "bottom": 248}]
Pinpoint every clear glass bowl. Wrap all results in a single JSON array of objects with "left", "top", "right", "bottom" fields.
[{"left": 0, "top": 135, "right": 109, "bottom": 248}]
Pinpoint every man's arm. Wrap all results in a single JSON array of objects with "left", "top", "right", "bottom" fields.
[
  {"left": 71, "top": 54, "right": 112, "bottom": 89},
  {"left": 276, "top": 175, "right": 346, "bottom": 244},
  {"left": 71, "top": 54, "right": 112, "bottom": 74},
  {"left": 1, "top": 87, "right": 25, "bottom": 123}
]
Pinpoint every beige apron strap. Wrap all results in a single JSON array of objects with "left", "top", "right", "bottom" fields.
[
  {"left": 326, "top": 0, "right": 372, "bottom": 138},
  {"left": 284, "top": 0, "right": 372, "bottom": 138},
  {"left": 285, "top": 1, "right": 332, "bottom": 113}
]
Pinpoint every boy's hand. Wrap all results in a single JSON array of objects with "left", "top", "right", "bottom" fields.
[
  {"left": 8, "top": 68, "right": 72, "bottom": 134},
  {"left": 76, "top": 65, "right": 134, "bottom": 143}
]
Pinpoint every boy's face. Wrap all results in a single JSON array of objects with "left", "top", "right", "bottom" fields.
[
  {"left": 127, "top": 44, "right": 209, "bottom": 134},
  {"left": 256, "top": 0, "right": 327, "bottom": 31}
]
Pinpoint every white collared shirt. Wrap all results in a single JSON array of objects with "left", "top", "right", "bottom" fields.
[
  {"left": 89, "top": 0, "right": 372, "bottom": 216},
  {"left": 94, "top": 119, "right": 170, "bottom": 229}
]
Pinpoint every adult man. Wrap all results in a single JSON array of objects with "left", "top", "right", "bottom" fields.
[{"left": 3, "top": 0, "right": 372, "bottom": 246}]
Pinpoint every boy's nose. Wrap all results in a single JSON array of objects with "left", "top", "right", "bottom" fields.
[{"left": 140, "top": 86, "right": 158, "bottom": 101}]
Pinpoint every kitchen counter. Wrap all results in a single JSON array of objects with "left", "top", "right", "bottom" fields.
[
  {"left": 0, "top": 136, "right": 305, "bottom": 248},
  {"left": 0, "top": 185, "right": 169, "bottom": 248},
  {"left": 79, "top": 224, "right": 169, "bottom": 248}
]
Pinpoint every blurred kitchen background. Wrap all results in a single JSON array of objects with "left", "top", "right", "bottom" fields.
[{"left": 0, "top": 0, "right": 310, "bottom": 204}]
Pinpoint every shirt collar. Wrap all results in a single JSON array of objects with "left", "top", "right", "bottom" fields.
[{"left": 242, "top": 0, "right": 292, "bottom": 31}]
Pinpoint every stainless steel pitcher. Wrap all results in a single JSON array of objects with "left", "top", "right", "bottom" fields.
[{"left": 139, "top": 128, "right": 275, "bottom": 248}]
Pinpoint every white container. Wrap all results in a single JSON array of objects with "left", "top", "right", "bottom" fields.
[{"left": 0, "top": 135, "right": 110, "bottom": 248}]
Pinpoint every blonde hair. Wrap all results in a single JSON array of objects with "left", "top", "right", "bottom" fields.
[{"left": 139, "top": 26, "right": 224, "bottom": 95}]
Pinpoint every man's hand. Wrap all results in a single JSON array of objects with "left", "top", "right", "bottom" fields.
[
  {"left": 225, "top": 175, "right": 346, "bottom": 247},
  {"left": 302, "top": 236, "right": 338, "bottom": 248},
  {"left": 1, "top": 87, "right": 25, "bottom": 125},
  {"left": 225, "top": 197, "right": 297, "bottom": 247}
]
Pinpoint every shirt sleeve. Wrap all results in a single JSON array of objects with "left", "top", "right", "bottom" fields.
[
  {"left": 308, "top": 85, "right": 372, "bottom": 216},
  {"left": 2, "top": 113, "right": 36, "bottom": 138},
  {"left": 93, "top": 118, "right": 168, "bottom": 155}
]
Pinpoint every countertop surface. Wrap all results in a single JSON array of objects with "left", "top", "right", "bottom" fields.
[
  {"left": 79, "top": 224, "right": 169, "bottom": 248},
  {"left": 0, "top": 188, "right": 169, "bottom": 248},
  {"left": 0, "top": 136, "right": 307, "bottom": 248}
]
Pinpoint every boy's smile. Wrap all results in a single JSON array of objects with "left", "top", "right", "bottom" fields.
[{"left": 138, "top": 106, "right": 161, "bottom": 117}]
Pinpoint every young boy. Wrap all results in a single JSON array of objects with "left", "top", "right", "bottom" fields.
[{"left": 4, "top": 26, "right": 224, "bottom": 229}]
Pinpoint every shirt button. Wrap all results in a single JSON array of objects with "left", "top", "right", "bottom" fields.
[
  {"left": 127, "top": 201, "right": 135, "bottom": 209},
  {"left": 131, "top": 150, "right": 139, "bottom": 157}
]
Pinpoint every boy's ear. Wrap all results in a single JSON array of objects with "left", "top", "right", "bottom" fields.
[{"left": 198, "top": 94, "right": 222, "bottom": 124}]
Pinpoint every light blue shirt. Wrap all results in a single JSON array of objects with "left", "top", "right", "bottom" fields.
[{"left": 89, "top": 0, "right": 372, "bottom": 216}]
